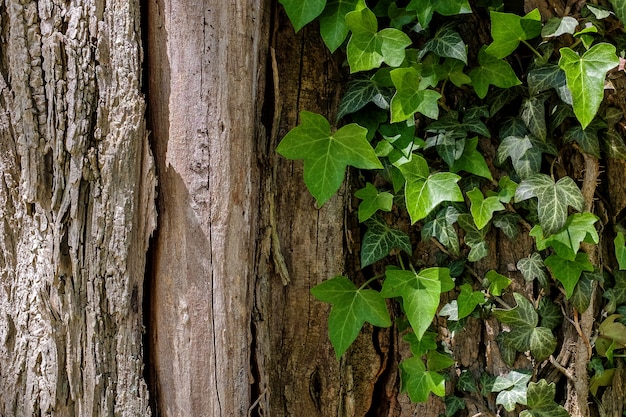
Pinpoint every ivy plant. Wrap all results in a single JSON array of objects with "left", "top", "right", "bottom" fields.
[{"left": 277, "top": 0, "right": 626, "bottom": 414}]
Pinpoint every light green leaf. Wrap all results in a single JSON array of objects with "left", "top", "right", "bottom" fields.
[
  {"left": 530, "top": 212, "right": 599, "bottom": 260},
  {"left": 279, "top": 0, "right": 327, "bottom": 32},
  {"left": 346, "top": 8, "right": 412, "bottom": 73},
  {"left": 545, "top": 252, "right": 594, "bottom": 298},
  {"left": 609, "top": 0, "right": 626, "bottom": 26},
  {"left": 485, "top": 9, "right": 542, "bottom": 59},
  {"left": 485, "top": 270, "right": 511, "bottom": 296},
  {"left": 520, "top": 380, "right": 569, "bottom": 417},
  {"left": 401, "top": 356, "right": 446, "bottom": 403},
  {"left": 436, "top": 58, "right": 472, "bottom": 87},
  {"left": 390, "top": 67, "right": 441, "bottom": 122},
  {"left": 421, "top": 25, "right": 467, "bottom": 64},
  {"left": 492, "top": 371, "right": 531, "bottom": 411},
  {"left": 521, "top": 96, "right": 547, "bottom": 141},
  {"left": 398, "top": 155, "right": 463, "bottom": 223},
  {"left": 468, "top": 188, "right": 505, "bottom": 230},
  {"left": 517, "top": 253, "right": 549, "bottom": 287},
  {"left": 381, "top": 267, "right": 450, "bottom": 339},
  {"left": 541, "top": 16, "right": 578, "bottom": 38},
  {"left": 319, "top": 0, "right": 360, "bottom": 52},
  {"left": 558, "top": 43, "right": 619, "bottom": 129},
  {"left": 470, "top": 46, "right": 522, "bottom": 99},
  {"left": 498, "top": 176, "right": 518, "bottom": 204},
  {"left": 337, "top": 79, "right": 391, "bottom": 120},
  {"left": 361, "top": 217, "right": 412, "bottom": 267},
  {"left": 515, "top": 174, "right": 584, "bottom": 236},
  {"left": 277, "top": 111, "right": 383, "bottom": 206},
  {"left": 616, "top": 231, "right": 626, "bottom": 270},
  {"left": 457, "top": 283, "right": 485, "bottom": 319},
  {"left": 354, "top": 183, "right": 393, "bottom": 222},
  {"left": 450, "top": 137, "right": 493, "bottom": 179},
  {"left": 311, "top": 276, "right": 391, "bottom": 358}
]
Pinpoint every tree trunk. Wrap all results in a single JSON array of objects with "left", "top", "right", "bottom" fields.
[{"left": 0, "top": 0, "right": 154, "bottom": 415}]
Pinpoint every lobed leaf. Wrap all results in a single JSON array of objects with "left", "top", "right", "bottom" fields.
[
  {"left": 485, "top": 9, "right": 542, "bottom": 59},
  {"left": 470, "top": 47, "right": 522, "bottom": 99},
  {"left": 361, "top": 217, "right": 412, "bottom": 267},
  {"left": 280, "top": 0, "right": 327, "bottom": 32},
  {"left": 544, "top": 252, "right": 594, "bottom": 298}
]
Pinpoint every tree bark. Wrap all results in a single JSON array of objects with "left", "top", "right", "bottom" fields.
[{"left": 0, "top": 0, "right": 154, "bottom": 416}]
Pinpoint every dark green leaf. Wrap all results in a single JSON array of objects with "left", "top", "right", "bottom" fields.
[
  {"left": 337, "top": 79, "right": 391, "bottom": 120},
  {"left": 277, "top": 111, "right": 382, "bottom": 206},
  {"left": 458, "top": 214, "right": 489, "bottom": 261},
  {"left": 603, "top": 271, "right": 626, "bottom": 313},
  {"left": 570, "top": 272, "right": 594, "bottom": 313},
  {"left": 521, "top": 96, "right": 547, "bottom": 141},
  {"left": 545, "top": 252, "right": 594, "bottom": 298},
  {"left": 527, "top": 65, "right": 571, "bottom": 104},
  {"left": 609, "top": 0, "right": 626, "bottom": 26},
  {"left": 520, "top": 380, "right": 569, "bottom": 417},
  {"left": 615, "top": 231, "right": 626, "bottom": 270},
  {"left": 458, "top": 370, "right": 477, "bottom": 393},
  {"left": 496, "top": 135, "right": 542, "bottom": 179},
  {"left": 319, "top": 0, "right": 360, "bottom": 52},
  {"left": 421, "top": 25, "right": 467, "bottom": 64},
  {"left": 406, "top": 0, "right": 471, "bottom": 28},
  {"left": 493, "top": 212, "right": 521, "bottom": 240},
  {"left": 427, "top": 130, "right": 465, "bottom": 167},
  {"left": 361, "top": 217, "right": 412, "bottom": 267},
  {"left": 445, "top": 396, "right": 466, "bottom": 417},
  {"left": 603, "top": 128, "right": 626, "bottom": 158},
  {"left": 450, "top": 137, "right": 493, "bottom": 179},
  {"left": 280, "top": 0, "right": 327, "bottom": 32},
  {"left": 538, "top": 299, "right": 562, "bottom": 330},
  {"left": 470, "top": 47, "right": 522, "bottom": 99},
  {"left": 564, "top": 125, "right": 600, "bottom": 158},
  {"left": 422, "top": 206, "right": 460, "bottom": 255}
]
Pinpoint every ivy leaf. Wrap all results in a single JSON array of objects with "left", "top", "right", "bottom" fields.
[
  {"left": 544, "top": 252, "right": 594, "bottom": 298},
  {"left": 470, "top": 46, "right": 522, "bottom": 99},
  {"left": 421, "top": 24, "right": 467, "bottom": 64},
  {"left": 404, "top": 330, "right": 438, "bottom": 356},
  {"left": 485, "top": 270, "right": 512, "bottom": 296},
  {"left": 493, "top": 213, "right": 521, "bottom": 240},
  {"left": 311, "top": 276, "right": 391, "bottom": 358},
  {"left": 390, "top": 67, "right": 442, "bottom": 122},
  {"left": 493, "top": 293, "right": 557, "bottom": 361},
  {"left": 406, "top": 0, "right": 471, "bottom": 28},
  {"left": 400, "top": 356, "right": 446, "bottom": 403},
  {"left": 277, "top": 111, "right": 383, "bottom": 206},
  {"left": 530, "top": 212, "right": 599, "bottom": 260},
  {"left": 279, "top": 0, "right": 327, "bottom": 32},
  {"left": 361, "top": 217, "right": 412, "bottom": 267},
  {"left": 381, "top": 267, "right": 450, "bottom": 339},
  {"left": 608, "top": 0, "right": 626, "bottom": 26},
  {"left": 468, "top": 188, "right": 505, "bottom": 230},
  {"left": 354, "top": 183, "right": 393, "bottom": 222},
  {"left": 527, "top": 65, "right": 571, "bottom": 105},
  {"left": 520, "top": 380, "right": 569, "bottom": 417},
  {"left": 515, "top": 174, "right": 584, "bottom": 236},
  {"left": 485, "top": 9, "right": 542, "bottom": 59},
  {"left": 570, "top": 272, "right": 594, "bottom": 313},
  {"left": 517, "top": 253, "right": 549, "bottom": 288},
  {"left": 541, "top": 16, "right": 578, "bottom": 38},
  {"left": 521, "top": 96, "right": 547, "bottom": 141},
  {"left": 496, "top": 135, "right": 542, "bottom": 180},
  {"left": 398, "top": 155, "right": 463, "bottom": 224},
  {"left": 603, "top": 271, "right": 626, "bottom": 313},
  {"left": 422, "top": 206, "right": 460, "bottom": 255},
  {"left": 457, "top": 283, "right": 486, "bottom": 319},
  {"left": 436, "top": 58, "right": 472, "bottom": 87},
  {"left": 564, "top": 125, "right": 600, "bottom": 157},
  {"left": 319, "top": 0, "right": 360, "bottom": 52},
  {"left": 427, "top": 350, "right": 455, "bottom": 372},
  {"left": 615, "top": 231, "right": 626, "bottom": 270},
  {"left": 492, "top": 371, "right": 531, "bottom": 411},
  {"left": 458, "top": 214, "right": 489, "bottom": 262},
  {"left": 558, "top": 43, "right": 619, "bottom": 129},
  {"left": 450, "top": 137, "right": 493, "bottom": 179},
  {"left": 337, "top": 79, "right": 392, "bottom": 120},
  {"left": 427, "top": 130, "right": 466, "bottom": 167},
  {"left": 538, "top": 299, "right": 562, "bottom": 330},
  {"left": 346, "top": 8, "right": 412, "bottom": 73}
]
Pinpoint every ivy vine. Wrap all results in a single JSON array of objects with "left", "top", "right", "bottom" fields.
[{"left": 277, "top": 0, "right": 626, "bottom": 414}]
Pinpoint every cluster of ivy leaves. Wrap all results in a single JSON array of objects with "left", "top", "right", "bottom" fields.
[{"left": 277, "top": 0, "right": 626, "bottom": 414}]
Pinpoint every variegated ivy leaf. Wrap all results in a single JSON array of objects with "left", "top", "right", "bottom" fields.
[
  {"left": 337, "top": 79, "right": 392, "bottom": 120},
  {"left": 420, "top": 24, "right": 467, "bottom": 64},
  {"left": 520, "top": 96, "right": 547, "bottom": 141},
  {"left": 520, "top": 380, "right": 569, "bottom": 417},
  {"left": 527, "top": 65, "right": 572, "bottom": 105},
  {"left": 517, "top": 253, "right": 549, "bottom": 288},
  {"left": 609, "top": 0, "right": 626, "bottom": 26},
  {"left": 422, "top": 206, "right": 460, "bottom": 255},
  {"left": 492, "top": 371, "right": 532, "bottom": 411},
  {"left": 458, "top": 214, "right": 489, "bottom": 262},
  {"left": 496, "top": 135, "right": 542, "bottom": 180},
  {"left": 541, "top": 16, "right": 578, "bottom": 38},
  {"left": 361, "top": 216, "right": 412, "bottom": 267},
  {"left": 564, "top": 124, "right": 601, "bottom": 158},
  {"left": 515, "top": 174, "right": 584, "bottom": 236}
]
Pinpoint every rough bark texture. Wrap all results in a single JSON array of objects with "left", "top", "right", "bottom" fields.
[
  {"left": 0, "top": 0, "right": 154, "bottom": 416},
  {"left": 145, "top": 0, "right": 266, "bottom": 416}
]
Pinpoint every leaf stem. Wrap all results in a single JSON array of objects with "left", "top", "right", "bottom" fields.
[
  {"left": 521, "top": 39, "right": 542, "bottom": 59},
  {"left": 358, "top": 273, "right": 386, "bottom": 291}
]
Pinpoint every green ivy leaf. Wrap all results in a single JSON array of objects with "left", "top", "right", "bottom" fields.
[
  {"left": 311, "top": 276, "right": 391, "bottom": 358},
  {"left": 520, "top": 380, "right": 569, "bottom": 417},
  {"left": 615, "top": 231, "right": 626, "bottom": 270},
  {"left": 346, "top": 8, "right": 412, "bottom": 73},
  {"left": 361, "top": 217, "right": 412, "bottom": 267},
  {"left": 427, "top": 350, "right": 455, "bottom": 372},
  {"left": 390, "top": 67, "right": 442, "bottom": 122},
  {"left": 564, "top": 125, "right": 600, "bottom": 157},
  {"left": 515, "top": 174, "right": 584, "bottom": 236},
  {"left": 608, "top": 0, "right": 626, "bottom": 26},
  {"left": 521, "top": 96, "right": 547, "bottom": 141},
  {"left": 485, "top": 270, "right": 512, "bottom": 296},
  {"left": 404, "top": 330, "right": 438, "bottom": 356},
  {"left": 517, "top": 253, "right": 549, "bottom": 287},
  {"left": 436, "top": 58, "right": 472, "bottom": 87},
  {"left": 530, "top": 212, "right": 599, "bottom": 260},
  {"left": 570, "top": 272, "right": 594, "bottom": 313},
  {"left": 498, "top": 176, "right": 518, "bottom": 204},
  {"left": 485, "top": 9, "right": 542, "bottom": 59},
  {"left": 422, "top": 206, "right": 460, "bottom": 255},
  {"left": 492, "top": 370, "right": 531, "bottom": 411},
  {"left": 279, "top": 0, "right": 327, "bottom": 32},
  {"left": 450, "top": 137, "right": 493, "bottom": 179},
  {"left": 458, "top": 214, "right": 489, "bottom": 262},
  {"left": 420, "top": 24, "right": 468, "bottom": 64},
  {"left": 558, "top": 43, "right": 619, "bottom": 129},
  {"left": 544, "top": 252, "right": 594, "bottom": 298},
  {"left": 468, "top": 188, "right": 505, "bottom": 230},
  {"left": 541, "top": 16, "right": 578, "bottom": 38},
  {"left": 406, "top": 0, "right": 471, "bottom": 28},
  {"left": 277, "top": 111, "right": 383, "bottom": 206},
  {"left": 470, "top": 46, "right": 522, "bottom": 99},
  {"left": 337, "top": 79, "right": 392, "bottom": 120},
  {"left": 354, "top": 183, "right": 393, "bottom": 222},
  {"left": 457, "top": 283, "right": 486, "bottom": 319},
  {"left": 496, "top": 135, "right": 542, "bottom": 180},
  {"left": 538, "top": 299, "right": 562, "bottom": 330},
  {"left": 381, "top": 267, "right": 450, "bottom": 339},
  {"left": 319, "top": 0, "right": 360, "bottom": 52},
  {"left": 400, "top": 356, "right": 446, "bottom": 403},
  {"left": 398, "top": 155, "right": 463, "bottom": 224},
  {"left": 445, "top": 396, "right": 466, "bottom": 417}
]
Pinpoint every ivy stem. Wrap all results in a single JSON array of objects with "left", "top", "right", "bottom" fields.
[
  {"left": 521, "top": 39, "right": 542, "bottom": 59},
  {"left": 398, "top": 254, "right": 406, "bottom": 271},
  {"left": 358, "top": 273, "right": 386, "bottom": 291}
]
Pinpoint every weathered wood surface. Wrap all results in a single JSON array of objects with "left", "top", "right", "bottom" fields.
[{"left": 0, "top": 0, "right": 154, "bottom": 416}]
